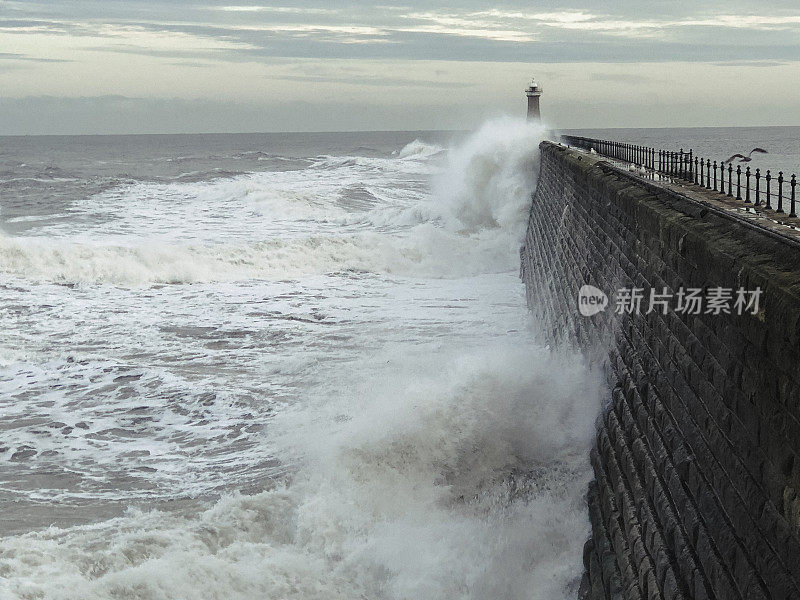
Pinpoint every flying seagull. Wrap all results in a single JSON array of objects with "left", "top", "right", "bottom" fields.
[{"left": 723, "top": 148, "right": 768, "bottom": 164}]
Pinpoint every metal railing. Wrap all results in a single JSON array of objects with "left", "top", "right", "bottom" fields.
[{"left": 562, "top": 135, "right": 799, "bottom": 219}]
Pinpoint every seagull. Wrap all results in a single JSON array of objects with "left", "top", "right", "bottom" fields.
[{"left": 723, "top": 148, "right": 768, "bottom": 164}]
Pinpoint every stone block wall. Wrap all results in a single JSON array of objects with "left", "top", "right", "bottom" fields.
[{"left": 521, "top": 142, "right": 800, "bottom": 600}]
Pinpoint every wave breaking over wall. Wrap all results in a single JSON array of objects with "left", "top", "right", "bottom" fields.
[
  {"left": 521, "top": 142, "right": 800, "bottom": 600},
  {"left": 0, "top": 121, "right": 607, "bottom": 600}
]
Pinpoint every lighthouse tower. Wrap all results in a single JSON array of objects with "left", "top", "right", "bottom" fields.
[{"left": 525, "top": 78, "right": 542, "bottom": 122}]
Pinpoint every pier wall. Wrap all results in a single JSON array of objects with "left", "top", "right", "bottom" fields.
[{"left": 521, "top": 142, "right": 800, "bottom": 600}]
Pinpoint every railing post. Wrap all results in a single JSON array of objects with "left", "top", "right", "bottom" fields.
[
  {"left": 790, "top": 174, "right": 797, "bottom": 218},
  {"left": 766, "top": 170, "right": 772, "bottom": 209},
  {"left": 727, "top": 163, "right": 733, "bottom": 197},
  {"left": 679, "top": 149, "right": 684, "bottom": 178},
  {"left": 777, "top": 172, "right": 784, "bottom": 213},
  {"left": 755, "top": 168, "right": 761, "bottom": 206},
  {"left": 688, "top": 150, "right": 693, "bottom": 181},
  {"left": 700, "top": 157, "right": 704, "bottom": 186},
  {"left": 713, "top": 161, "right": 718, "bottom": 191},
  {"left": 707, "top": 159, "right": 712, "bottom": 188},
  {"left": 719, "top": 161, "right": 725, "bottom": 194},
  {"left": 694, "top": 157, "right": 699, "bottom": 184},
  {"left": 736, "top": 165, "right": 742, "bottom": 200},
  {"left": 745, "top": 167, "right": 751, "bottom": 203}
]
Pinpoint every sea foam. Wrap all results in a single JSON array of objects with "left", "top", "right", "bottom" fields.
[
  {"left": 0, "top": 119, "right": 547, "bottom": 286},
  {"left": 0, "top": 119, "right": 601, "bottom": 600},
  {"left": 0, "top": 343, "right": 601, "bottom": 600}
]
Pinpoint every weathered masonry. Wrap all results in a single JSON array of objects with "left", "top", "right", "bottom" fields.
[{"left": 521, "top": 142, "right": 800, "bottom": 600}]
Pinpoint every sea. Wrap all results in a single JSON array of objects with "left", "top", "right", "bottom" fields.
[{"left": 0, "top": 122, "right": 795, "bottom": 599}]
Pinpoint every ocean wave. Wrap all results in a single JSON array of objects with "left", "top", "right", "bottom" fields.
[
  {"left": 0, "top": 118, "right": 548, "bottom": 285},
  {"left": 397, "top": 139, "right": 445, "bottom": 160},
  {"left": 0, "top": 235, "right": 378, "bottom": 285},
  {"left": 0, "top": 343, "right": 602, "bottom": 600},
  {"left": 433, "top": 118, "right": 545, "bottom": 234},
  {"left": 0, "top": 225, "right": 529, "bottom": 285}
]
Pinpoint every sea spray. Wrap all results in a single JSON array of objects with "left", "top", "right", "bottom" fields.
[
  {"left": 0, "top": 343, "right": 602, "bottom": 600},
  {"left": 0, "top": 120, "right": 602, "bottom": 599},
  {"left": 0, "top": 118, "right": 545, "bottom": 285},
  {"left": 433, "top": 117, "right": 547, "bottom": 235}
]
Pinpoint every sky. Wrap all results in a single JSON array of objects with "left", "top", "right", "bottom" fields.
[{"left": 1, "top": 0, "right": 800, "bottom": 134}]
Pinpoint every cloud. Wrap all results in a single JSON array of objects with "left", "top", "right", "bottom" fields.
[
  {"left": 268, "top": 74, "right": 475, "bottom": 88},
  {"left": 210, "top": 6, "right": 338, "bottom": 15},
  {"left": 0, "top": 94, "right": 477, "bottom": 134},
  {"left": 0, "top": 51, "right": 71, "bottom": 63},
  {"left": 1, "top": 1, "right": 800, "bottom": 133},
  {"left": 588, "top": 73, "right": 652, "bottom": 83},
  {"left": 1, "top": 4, "right": 799, "bottom": 66},
  {"left": 711, "top": 60, "right": 791, "bottom": 67}
]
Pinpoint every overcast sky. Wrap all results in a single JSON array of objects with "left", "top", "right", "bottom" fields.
[{"left": 1, "top": 0, "right": 800, "bottom": 134}]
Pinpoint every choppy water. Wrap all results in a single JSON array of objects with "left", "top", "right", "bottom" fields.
[{"left": 0, "top": 121, "right": 604, "bottom": 599}]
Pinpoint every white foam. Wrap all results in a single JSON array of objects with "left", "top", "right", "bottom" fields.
[
  {"left": 0, "top": 119, "right": 545, "bottom": 285},
  {"left": 0, "top": 120, "right": 600, "bottom": 599},
  {"left": 0, "top": 234, "right": 378, "bottom": 285},
  {"left": 397, "top": 139, "right": 444, "bottom": 160},
  {"left": 434, "top": 117, "right": 546, "bottom": 235},
  {"left": 0, "top": 342, "right": 602, "bottom": 600}
]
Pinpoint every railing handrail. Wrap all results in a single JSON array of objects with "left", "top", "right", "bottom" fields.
[{"left": 561, "top": 135, "right": 798, "bottom": 219}]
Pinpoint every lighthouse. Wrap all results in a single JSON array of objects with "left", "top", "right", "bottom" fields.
[{"left": 525, "top": 78, "right": 542, "bottom": 122}]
